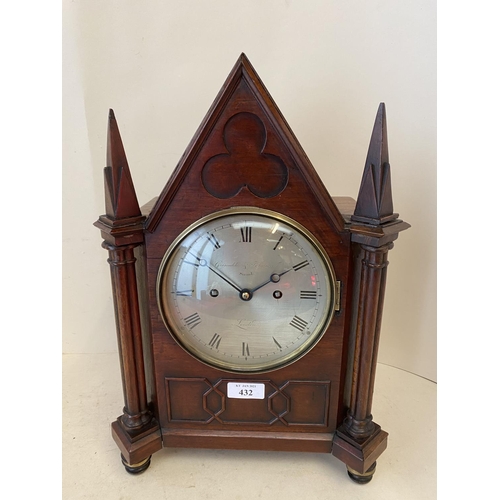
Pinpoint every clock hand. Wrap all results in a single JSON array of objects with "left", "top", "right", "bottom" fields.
[
  {"left": 250, "top": 267, "right": 294, "bottom": 294},
  {"left": 187, "top": 252, "right": 243, "bottom": 293},
  {"left": 208, "top": 266, "right": 243, "bottom": 293}
]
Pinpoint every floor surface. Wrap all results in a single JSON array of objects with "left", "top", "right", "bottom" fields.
[{"left": 62, "top": 353, "right": 436, "bottom": 499}]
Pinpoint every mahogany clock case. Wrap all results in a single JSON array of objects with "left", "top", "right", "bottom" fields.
[{"left": 95, "top": 53, "right": 409, "bottom": 482}]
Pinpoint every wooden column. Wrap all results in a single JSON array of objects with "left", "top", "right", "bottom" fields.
[
  {"left": 344, "top": 242, "right": 392, "bottom": 439},
  {"left": 94, "top": 110, "right": 161, "bottom": 472},
  {"left": 332, "top": 103, "right": 409, "bottom": 482},
  {"left": 103, "top": 242, "right": 151, "bottom": 429}
]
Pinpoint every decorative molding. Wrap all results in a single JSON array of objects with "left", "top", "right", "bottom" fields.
[{"left": 165, "top": 378, "right": 330, "bottom": 427}]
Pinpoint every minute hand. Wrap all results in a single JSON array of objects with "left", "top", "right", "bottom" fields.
[
  {"left": 188, "top": 252, "right": 242, "bottom": 293},
  {"left": 208, "top": 266, "right": 243, "bottom": 293}
]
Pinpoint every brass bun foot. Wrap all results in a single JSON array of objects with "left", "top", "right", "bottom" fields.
[
  {"left": 120, "top": 454, "right": 152, "bottom": 474},
  {"left": 347, "top": 461, "right": 377, "bottom": 484}
]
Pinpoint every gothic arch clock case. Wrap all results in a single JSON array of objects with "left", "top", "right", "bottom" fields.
[{"left": 95, "top": 54, "right": 409, "bottom": 483}]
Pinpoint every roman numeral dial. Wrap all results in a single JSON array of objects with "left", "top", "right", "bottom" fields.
[
  {"left": 290, "top": 315, "right": 309, "bottom": 332},
  {"left": 207, "top": 233, "right": 221, "bottom": 249},
  {"left": 240, "top": 225, "right": 252, "bottom": 243},
  {"left": 184, "top": 312, "right": 201, "bottom": 329},
  {"left": 157, "top": 208, "right": 337, "bottom": 373},
  {"left": 208, "top": 333, "right": 222, "bottom": 349},
  {"left": 293, "top": 260, "right": 310, "bottom": 272}
]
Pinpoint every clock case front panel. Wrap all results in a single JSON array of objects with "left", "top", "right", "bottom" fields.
[
  {"left": 95, "top": 54, "right": 409, "bottom": 480},
  {"left": 140, "top": 59, "right": 352, "bottom": 451}
]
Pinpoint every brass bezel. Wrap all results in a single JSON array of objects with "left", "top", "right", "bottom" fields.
[{"left": 156, "top": 207, "right": 337, "bottom": 373}]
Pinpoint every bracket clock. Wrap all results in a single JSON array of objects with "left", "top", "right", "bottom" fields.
[{"left": 94, "top": 54, "right": 409, "bottom": 483}]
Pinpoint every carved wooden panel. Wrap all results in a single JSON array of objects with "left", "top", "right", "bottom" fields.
[
  {"left": 201, "top": 112, "right": 289, "bottom": 199},
  {"left": 165, "top": 377, "right": 331, "bottom": 427}
]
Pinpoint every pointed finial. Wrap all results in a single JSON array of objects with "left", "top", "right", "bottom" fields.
[
  {"left": 351, "top": 103, "right": 397, "bottom": 225},
  {"left": 104, "top": 110, "right": 141, "bottom": 220}
]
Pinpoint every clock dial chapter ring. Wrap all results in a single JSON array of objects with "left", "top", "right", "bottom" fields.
[{"left": 156, "top": 207, "right": 337, "bottom": 373}]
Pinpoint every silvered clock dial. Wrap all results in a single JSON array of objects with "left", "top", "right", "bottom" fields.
[{"left": 156, "top": 207, "right": 337, "bottom": 373}]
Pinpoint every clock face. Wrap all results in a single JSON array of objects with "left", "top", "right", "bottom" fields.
[{"left": 156, "top": 207, "right": 336, "bottom": 373}]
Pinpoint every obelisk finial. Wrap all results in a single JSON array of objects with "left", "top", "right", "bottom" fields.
[
  {"left": 352, "top": 103, "right": 397, "bottom": 225},
  {"left": 104, "top": 109, "right": 141, "bottom": 220}
]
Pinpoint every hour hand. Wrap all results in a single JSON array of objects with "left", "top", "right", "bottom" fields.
[{"left": 250, "top": 267, "right": 293, "bottom": 294}]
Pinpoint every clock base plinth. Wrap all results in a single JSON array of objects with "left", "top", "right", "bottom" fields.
[
  {"left": 111, "top": 417, "right": 162, "bottom": 468},
  {"left": 121, "top": 454, "right": 152, "bottom": 474},
  {"left": 331, "top": 423, "right": 387, "bottom": 478},
  {"left": 347, "top": 462, "right": 377, "bottom": 484},
  {"left": 162, "top": 428, "right": 334, "bottom": 453}
]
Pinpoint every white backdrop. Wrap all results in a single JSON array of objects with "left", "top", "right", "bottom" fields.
[{"left": 62, "top": 0, "right": 436, "bottom": 381}]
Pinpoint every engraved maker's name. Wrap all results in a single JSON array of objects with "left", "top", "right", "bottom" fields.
[{"left": 214, "top": 261, "right": 265, "bottom": 272}]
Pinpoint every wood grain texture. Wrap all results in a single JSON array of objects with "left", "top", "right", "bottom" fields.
[
  {"left": 142, "top": 55, "right": 353, "bottom": 441},
  {"left": 95, "top": 53, "right": 410, "bottom": 479},
  {"left": 162, "top": 428, "right": 335, "bottom": 453},
  {"left": 94, "top": 111, "right": 145, "bottom": 246},
  {"left": 95, "top": 111, "right": 162, "bottom": 467}
]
